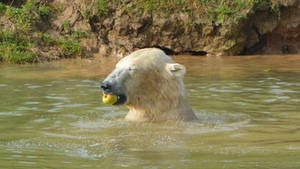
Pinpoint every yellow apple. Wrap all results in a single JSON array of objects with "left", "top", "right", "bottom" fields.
[{"left": 102, "top": 94, "right": 118, "bottom": 104}]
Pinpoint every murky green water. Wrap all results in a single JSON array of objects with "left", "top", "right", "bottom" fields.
[{"left": 0, "top": 55, "right": 300, "bottom": 169}]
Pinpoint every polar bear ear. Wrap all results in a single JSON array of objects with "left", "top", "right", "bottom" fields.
[{"left": 166, "top": 63, "right": 186, "bottom": 77}]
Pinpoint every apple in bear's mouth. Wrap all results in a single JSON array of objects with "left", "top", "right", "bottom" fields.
[{"left": 102, "top": 94, "right": 118, "bottom": 104}]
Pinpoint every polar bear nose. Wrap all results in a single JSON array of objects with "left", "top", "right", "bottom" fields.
[{"left": 101, "top": 81, "right": 112, "bottom": 91}]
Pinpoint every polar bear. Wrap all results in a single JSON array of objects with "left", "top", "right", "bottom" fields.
[{"left": 101, "top": 48, "right": 198, "bottom": 122}]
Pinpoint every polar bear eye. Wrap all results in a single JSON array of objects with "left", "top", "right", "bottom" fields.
[{"left": 128, "top": 66, "right": 137, "bottom": 72}]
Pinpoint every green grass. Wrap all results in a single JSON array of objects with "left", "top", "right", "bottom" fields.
[
  {"left": 83, "top": 8, "right": 92, "bottom": 19},
  {"left": 0, "top": 31, "right": 37, "bottom": 63},
  {"left": 5, "top": 1, "right": 40, "bottom": 32},
  {"left": 63, "top": 20, "right": 71, "bottom": 31},
  {"left": 59, "top": 39, "right": 83, "bottom": 57},
  {"left": 0, "top": 2, "right": 7, "bottom": 13},
  {"left": 73, "top": 31, "right": 89, "bottom": 39},
  {"left": 2, "top": 0, "right": 53, "bottom": 32},
  {"left": 83, "top": 0, "right": 110, "bottom": 16},
  {"left": 38, "top": 6, "right": 50, "bottom": 17},
  {"left": 0, "top": 0, "right": 85, "bottom": 63},
  {"left": 38, "top": 33, "right": 83, "bottom": 58},
  {"left": 97, "top": 0, "right": 109, "bottom": 16}
]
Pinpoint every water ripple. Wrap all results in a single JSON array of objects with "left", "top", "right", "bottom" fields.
[
  {"left": 270, "top": 85, "right": 280, "bottom": 89},
  {"left": 266, "top": 77, "right": 280, "bottom": 81},
  {"left": 18, "top": 161, "right": 37, "bottom": 165},
  {"left": 48, "top": 108, "right": 62, "bottom": 113},
  {"left": 184, "top": 120, "right": 252, "bottom": 134},
  {"left": 45, "top": 96, "right": 69, "bottom": 101},
  {"left": 70, "top": 119, "right": 122, "bottom": 129},
  {"left": 17, "top": 107, "right": 39, "bottom": 111},
  {"left": 27, "top": 85, "right": 42, "bottom": 89},
  {"left": 233, "top": 102, "right": 247, "bottom": 106},
  {"left": 0, "top": 112, "right": 23, "bottom": 116},
  {"left": 208, "top": 88, "right": 241, "bottom": 93},
  {"left": 24, "top": 102, "right": 40, "bottom": 105},
  {"left": 264, "top": 99, "right": 277, "bottom": 103},
  {"left": 75, "top": 84, "right": 90, "bottom": 87},
  {"left": 56, "top": 104, "right": 91, "bottom": 108},
  {"left": 269, "top": 89, "right": 296, "bottom": 94},
  {"left": 276, "top": 96, "right": 290, "bottom": 100},
  {"left": 243, "top": 88, "right": 261, "bottom": 91},
  {"left": 81, "top": 80, "right": 94, "bottom": 83},
  {"left": 0, "top": 84, "right": 8, "bottom": 87},
  {"left": 276, "top": 82, "right": 293, "bottom": 86},
  {"left": 34, "top": 119, "right": 48, "bottom": 123}
]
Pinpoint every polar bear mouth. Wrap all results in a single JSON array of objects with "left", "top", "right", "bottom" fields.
[
  {"left": 113, "top": 94, "right": 127, "bottom": 105},
  {"left": 103, "top": 92, "right": 127, "bottom": 105}
]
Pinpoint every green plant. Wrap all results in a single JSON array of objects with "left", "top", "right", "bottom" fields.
[
  {"left": 83, "top": 8, "right": 92, "bottom": 19},
  {"left": 38, "top": 33, "right": 58, "bottom": 45},
  {"left": 97, "top": 0, "right": 109, "bottom": 16},
  {"left": 201, "top": 0, "right": 207, "bottom": 4},
  {"left": 271, "top": 3, "right": 280, "bottom": 16},
  {"left": 234, "top": 0, "right": 245, "bottom": 7},
  {"left": 63, "top": 20, "right": 71, "bottom": 31},
  {"left": 39, "top": 6, "right": 50, "bottom": 16},
  {"left": 0, "top": 43, "right": 36, "bottom": 63},
  {"left": 214, "top": 5, "right": 232, "bottom": 23},
  {"left": 72, "top": 31, "right": 89, "bottom": 39},
  {"left": 38, "top": 33, "right": 83, "bottom": 57},
  {"left": 0, "top": 31, "right": 37, "bottom": 63},
  {"left": 0, "top": 2, "right": 6, "bottom": 13},
  {"left": 58, "top": 39, "right": 83, "bottom": 57},
  {"left": 5, "top": 1, "right": 40, "bottom": 32}
]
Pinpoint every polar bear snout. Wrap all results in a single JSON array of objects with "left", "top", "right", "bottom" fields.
[
  {"left": 101, "top": 80, "right": 128, "bottom": 105},
  {"left": 101, "top": 72, "right": 128, "bottom": 105},
  {"left": 101, "top": 81, "right": 112, "bottom": 91}
]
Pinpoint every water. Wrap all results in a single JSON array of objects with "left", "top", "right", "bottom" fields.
[{"left": 0, "top": 55, "right": 300, "bottom": 169}]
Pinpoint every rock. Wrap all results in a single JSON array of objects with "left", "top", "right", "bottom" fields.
[
  {"left": 258, "top": 2, "right": 300, "bottom": 54},
  {"left": 253, "top": 11, "right": 278, "bottom": 35}
]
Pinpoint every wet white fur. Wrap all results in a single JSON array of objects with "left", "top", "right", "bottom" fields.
[{"left": 115, "top": 48, "right": 197, "bottom": 122}]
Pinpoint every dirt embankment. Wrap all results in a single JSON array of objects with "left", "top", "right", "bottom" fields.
[{"left": 0, "top": 0, "right": 299, "bottom": 63}]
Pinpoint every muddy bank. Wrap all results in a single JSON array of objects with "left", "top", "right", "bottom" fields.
[{"left": 0, "top": 0, "right": 299, "bottom": 63}]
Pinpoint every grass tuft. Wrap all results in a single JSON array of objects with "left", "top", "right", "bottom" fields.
[{"left": 0, "top": 31, "right": 37, "bottom": 63}]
